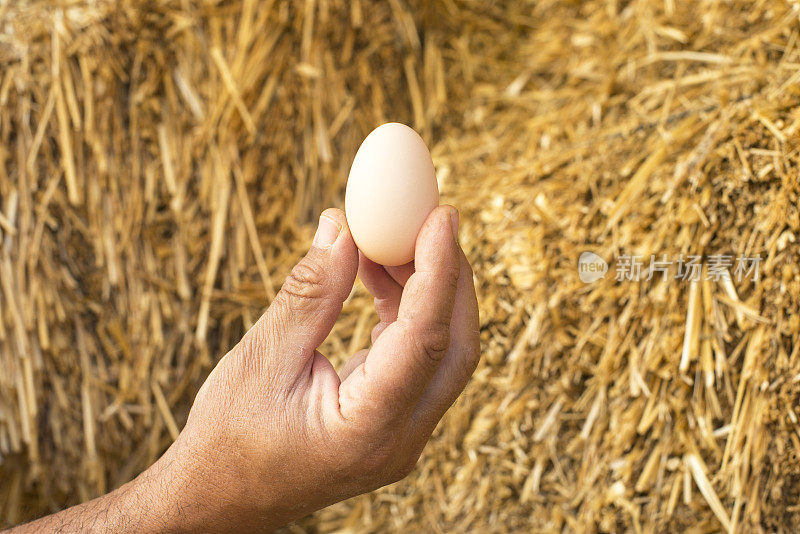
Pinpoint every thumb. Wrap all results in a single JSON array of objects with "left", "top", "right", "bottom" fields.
[{"left": 241, "top": 208, "right": 358, "bottom": 377}]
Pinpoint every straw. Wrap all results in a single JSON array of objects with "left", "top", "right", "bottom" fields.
[{"left": 2, "top": 1, "right": 799, "bottom": 531}]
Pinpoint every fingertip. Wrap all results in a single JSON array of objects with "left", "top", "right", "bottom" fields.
[
  {"left": 357, "top": 251, "right": 382, "bottom": 280},
  {"left": 414, "top": 205, "right": 460, "bottom": 274},
  {"left": 358, "top": 251, "right": 401, "bottom": 299},
  {"left": 358, "top": 250, "right": 380, "bottom": 271},
  {"left": 425, "top": 205, "right": 459, "bottom": 245},
  {"left": 306, "top": 208, "right": 358, "bottom": 299},
  {"left": 385, "top": 261, "right": 414, "bottom": 287},
  {"left": 320, "top": 207, "right": 346, "bottom": 226},
  {"left": 316, "top": 207, "right": 356, "bottom": 259},
  {"left": 318, "top": 208, "right": 348, "bottom": 242},
  {"left": 443, "top": 204, "right": 459, "bottom": 241}
]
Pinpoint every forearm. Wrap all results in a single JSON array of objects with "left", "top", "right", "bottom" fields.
[
  {"left": 8, "top": 479, "right": 157, "bottom": 533},
  {"left": 4, "top": 435, "right": 294, "bottom": 534},
  {"left": 6, "top": 447, "right": 208, "bottom": 533}
]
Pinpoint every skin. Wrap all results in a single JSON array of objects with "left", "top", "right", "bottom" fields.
[{"left": 6, "top": 206, "right": 480, "bottom": 533}]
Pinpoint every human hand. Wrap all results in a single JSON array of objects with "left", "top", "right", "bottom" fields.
[
  {"left": 151, "top": 205, "right": 480, "bottom": 532},
  {"left": 4, "top": 205, "right": 480, "bottom": 534}
]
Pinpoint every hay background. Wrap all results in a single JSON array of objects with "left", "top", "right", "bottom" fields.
[{"left": 2, "top": 0, "right": 800, "bottom": 531}]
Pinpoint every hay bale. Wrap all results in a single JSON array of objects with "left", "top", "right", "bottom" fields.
[{"left": 1, "top": 0, "right": 799, "bottom": 531}]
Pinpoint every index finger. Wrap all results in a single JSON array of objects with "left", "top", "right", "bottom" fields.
[{"left": 339, "top": 205, "right": 461, "bottom": 423}]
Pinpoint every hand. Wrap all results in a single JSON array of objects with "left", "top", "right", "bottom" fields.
[
  {"left": 157, "top": 205, "right": 479, "bottom": 531},
  {"left": 6, "top": 205, "right": 479, "bottom": 533}
]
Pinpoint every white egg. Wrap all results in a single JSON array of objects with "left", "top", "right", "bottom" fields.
[{"left": 345, "top": 123, "right": 439, "bottom": 266}]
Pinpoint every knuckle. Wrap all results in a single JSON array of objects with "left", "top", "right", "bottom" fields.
[
  {"left": 442, "top": 262, "right": 461, "bottom": 292},
  {"left": 360, "top": 440, "right": 417, "bottom": 486},
  {"left": 404, "top": 319, "right": 451, "bottom": 364},
  {"left": 425, "top": 327, "right": 452, "bottom": 362},
  {"left": 236, "top": 327, "right": 267, "bottom": 374},
  {"left": 280, "top": 259, "right": 326, "bottom": 305},
  {"left": 387, "top": 454, "right": 418, "bottom": 484},
  {"left": 348, "top": 435, "right": 395, "bottom": 478},
  {"left": 367, "top": 443, "right": 395, "bottom": 473},
  {"left": 338, "top": 425, "right": 420, "bottom": 489}
]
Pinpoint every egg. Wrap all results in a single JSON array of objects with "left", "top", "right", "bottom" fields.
[{"left": 345, "top": 123, "right": 439, "bottom": 266}]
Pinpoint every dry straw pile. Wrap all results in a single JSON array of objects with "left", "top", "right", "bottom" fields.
[{"left": 1, "top": 0, "right": 800, "bottom": 531}]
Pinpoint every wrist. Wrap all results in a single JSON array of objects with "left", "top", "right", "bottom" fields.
[
  {"left": 123, "top": 439, "right": 228, "bottom": 533},
  {"left": 141, "top": 433, "right": 284, "bottom": 533},
  {"left": 114, "top": 446, "right": 196, "bottom": 532},
  {"left": 8, "top": 446, "right": 204, "bottom": 534}
]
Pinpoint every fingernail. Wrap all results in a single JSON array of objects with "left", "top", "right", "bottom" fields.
[
  {"left": 313, "top": 214, "right": 340, "bottom": 249},
  {"left": 449, "top": 208, "right": 460, "bottom": 241}
]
